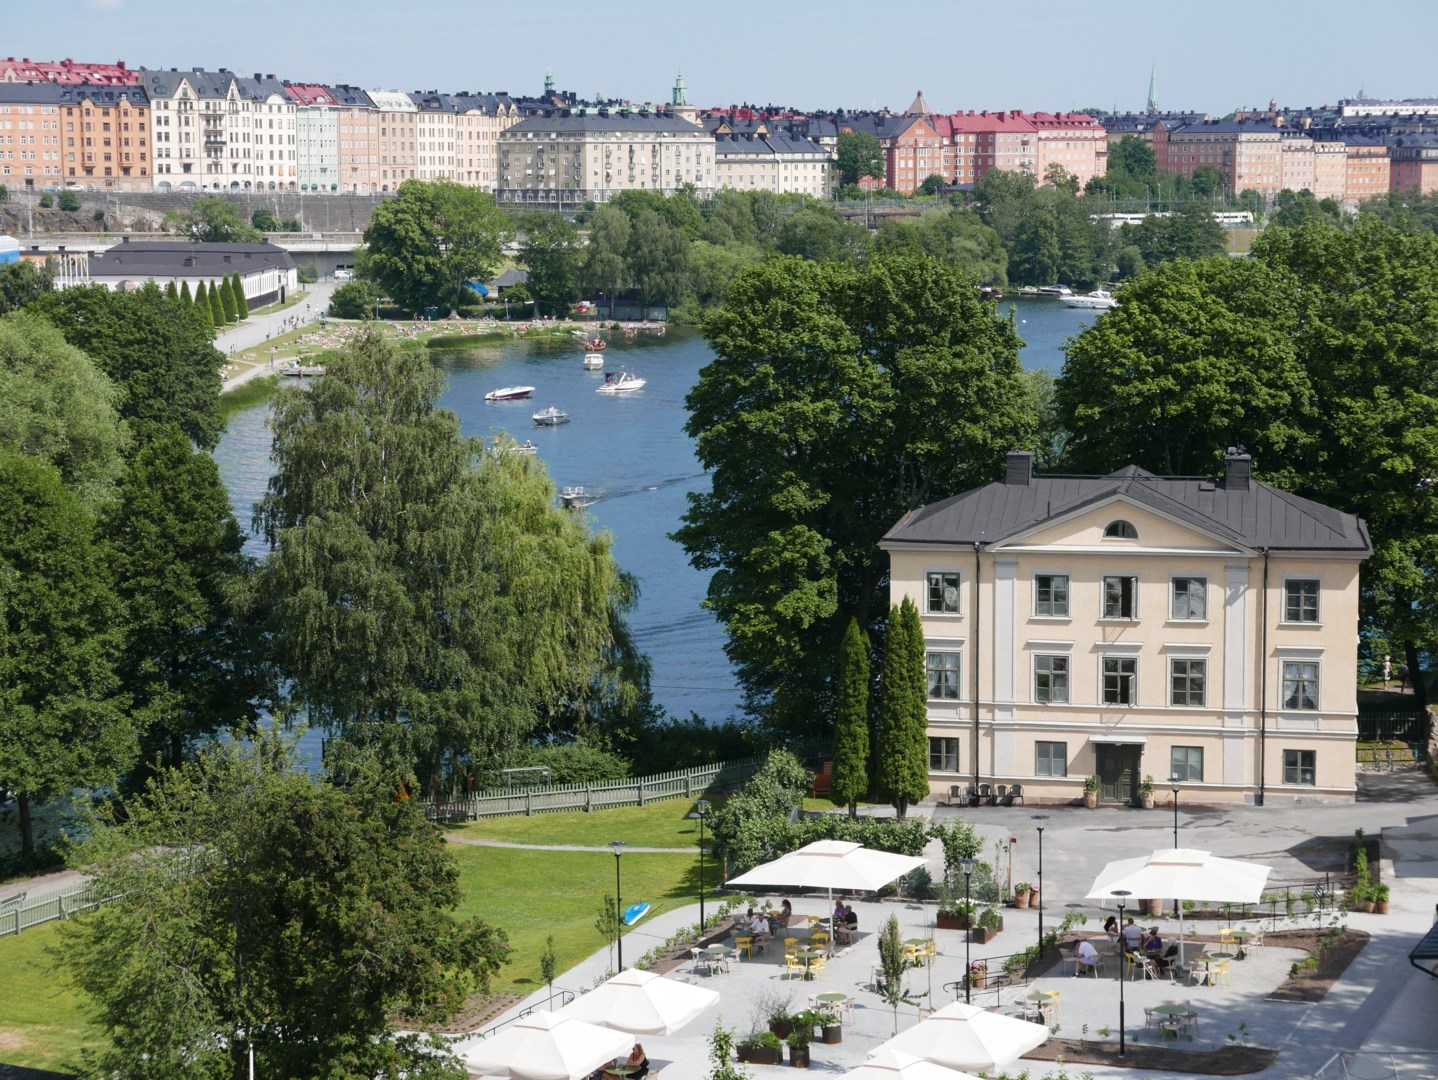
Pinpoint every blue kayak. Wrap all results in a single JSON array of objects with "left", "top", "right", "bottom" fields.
[{"left": 622, "top": 902, "right": 650, "bottom": 927}]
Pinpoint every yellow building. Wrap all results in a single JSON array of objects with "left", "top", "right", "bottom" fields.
[{"left": 880, "top": 451, "right": 1370, "bottom": 807}]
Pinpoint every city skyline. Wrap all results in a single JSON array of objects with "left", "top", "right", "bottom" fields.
[{"left": 11, "top": 0, "right": 1438, "bottom": 116}]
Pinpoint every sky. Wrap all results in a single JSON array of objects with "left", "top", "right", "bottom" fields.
[{"left": 9, "top": 0, "right": 1438, "bottom": 116}]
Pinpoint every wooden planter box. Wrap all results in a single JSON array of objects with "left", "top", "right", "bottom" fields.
[
  {"left": 737, "top": 1045, "right": 783, "bottom": 1065},
  {"left": 970, "top": 925, "right": 1000, "bottom": 944},
  {"left": 937, "top": 912, "right": 972, "bottom": 931}
]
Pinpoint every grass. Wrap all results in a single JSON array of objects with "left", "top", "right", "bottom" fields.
[
  {"left": 218, "top": 373, "right": 281, "bottom": 414},
  {"left": 0, "top": 922, "right": 106, "bottom": 1073},
  {"left": 445, "top": 796, "right": 711, "bottom": 849}
]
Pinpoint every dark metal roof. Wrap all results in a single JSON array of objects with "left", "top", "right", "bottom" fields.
[
  {"left": 506, "top": 112, "right": 705, "bottom": 134},
  {"left": 882, "top": 462, "right": 1371, "bottom": 556},
  {"left": 0, "top": 82, "right": 148, "bottom": 106},
  {"left": 89, "top": 240, "right": 295, "bottom": 278}
]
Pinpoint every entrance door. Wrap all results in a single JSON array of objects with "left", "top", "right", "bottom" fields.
[{"left": 1095, "top": 744, "right": 1141, "bottom": 805}]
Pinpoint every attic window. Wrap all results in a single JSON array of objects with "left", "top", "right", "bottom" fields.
[{"left": 1104, "top": 520, "right": 1138, "bottom": 540}]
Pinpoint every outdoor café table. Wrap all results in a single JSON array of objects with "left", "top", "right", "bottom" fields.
[
  {"left": 1022, "top": 991, "right": 1058, "bottom": 1021},
  {"left": 604, "top": 1066, "right": 640, "bottom": 1079},
  {"left": 811, "top": 991, "right": 850, "bottom": 1019},
  {"left": 1153, "top": 1003, "right": 1191, "bottom": 1021},
  {"left": 795, "top": 948, "right": 824, "bottom": 980},
  {"left": 703, "top": 944, "right": 730, "bottom": 974},
  {"left": 1229, "top": 930, "right": 1255, "bottom": 959},
  {"left": 1189, "top": 953, "right": 1221, "bottom": 986},
  {"left": 904, "top": 937, "right": 932, "bottom": 963}
]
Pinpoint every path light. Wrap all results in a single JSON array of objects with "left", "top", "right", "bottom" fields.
[
  {"left": 1112, "top": 889, "right": 1131, "bottom": 1056},
  {"left": 1032, "top": 815, "right": 1049, "bottom": 952},
  {"left": 961, "top": 858, "right": 976, "bottom": 1004},
  {"left": 688, "top": 800, "right": 710, "bottom": 928},
  {"left": 611, "top": 840, "right": 627, "bottom": 969}
]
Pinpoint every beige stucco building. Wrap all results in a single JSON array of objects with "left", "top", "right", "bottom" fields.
[
  {"left": 881, "top": 451, "right": 1370, "bottom": 807},
  {"left": 713, "top": 130, "right": 834, "bottom": 196}
]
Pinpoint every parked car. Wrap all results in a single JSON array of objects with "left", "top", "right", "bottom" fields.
[{"left": 333, "top": 269, "right": 352, "bottom": 281}]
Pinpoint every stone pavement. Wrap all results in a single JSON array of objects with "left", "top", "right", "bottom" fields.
[{"left": 466, "top": 770, "right": 1438, "bottom": 1079}]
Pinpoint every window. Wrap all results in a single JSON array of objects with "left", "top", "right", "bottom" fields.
[
  {"left": 1284, "top": 579, "right": 1320, "bottom": 623},
  {"left": 929, "top": 737, "right": 959, "bottom": 772},
  {"left": 1034, "top": 655, "right": 1069, "bottom": 703},
  {"left": 1171, "top": 745, "right": 1204, "bottom": 781},
  {"left": 1103, "top": 656, "right": 1137, "bottom": 704},
  {"left": 1035, "top": 741, "right": 1068, "bottom": 776},
  {"left": 1104, "top": 520, "right": 1138, "bottom": 539},
  {"left": 1282, "top": 661, "right": 1319, "bottom": 710},
  {"left": 1283, "top": 749, "right": 1316, "bottom": 785},
  {"left": 926, "top": 571, "right": 961, "bottom": 614},
  {"left": 1171, "top": 577, "right": 1207, "bottom": 620},
  {"left": 1034, "top": 574, "right": 1069, "bottom": 617},
  {"left": 927, "top": 651, "right": 961, "bottom": 701},
  {"left": 1103, "top": 575, "right": 1138, "bottom": 619},
  {"left": 1170, "top": 659, "right": 1207, "bottom": 707}
]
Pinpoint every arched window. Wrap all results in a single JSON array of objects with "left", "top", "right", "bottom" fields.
[{"left": 1104, "top": 520, "right": 1138, "bottom": 540}]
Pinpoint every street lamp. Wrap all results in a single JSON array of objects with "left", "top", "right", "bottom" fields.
[
  {"left": 610, "top": 840, "right": 627, "bottom": 970},
  {"left": 1170, "top": 775, "right": 1182, "bottom": 919},
  {"left": 1112, "top": 889, "right": 1131, "bottom": 1056},
  {"left": 1032, "top": 815, "right": 1049, "bottom": 952},
  {"left": 960, "top": 858, "right": 976, "bottom": 1004},
  {"left": 688, "top": 800, "right": 710, "bottom": 928}
]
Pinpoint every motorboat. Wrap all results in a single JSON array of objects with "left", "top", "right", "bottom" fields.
[
  {"left": 596, "top": 370, "right": 646, "bottom": 394},
  {"left": 484, "top": 385, "right": 536, "bottom": 402},
  {"left": 279, "top": 363, "right": 326, "bottom": 377},
  {"left": 1062, "top": 288, "right": 1119, "bottom": 310},
  {"left": 561, "top": 485, "right": 596, "bottom": 509},
  {"left": 1037, "top": 284, "right": 1074, "bottom": 297},
  {"left": 532, "top": 405, "right": 571, "bottom": 426},
  {"left": 583, "top": 352, "right": 605, "bottom": 368},
  {"left": 507, "top": 440, "right": 538, "bottom": 456}
]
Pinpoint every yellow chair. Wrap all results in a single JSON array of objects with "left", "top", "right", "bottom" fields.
[
  {"left": 922, "top": 940, "right": 938, "bottom": 963},
  {"left": 808, "top": 955, "right": 828, "bottom": 981},
  {"left": 784, "top": 952, "right": 805, "bottom": 980},
  {"left": 811, "top": 931, "right": 829, "bottom": 946},
  {"left": 902, "top": 944, "right": 921, "bottom": 968},
  {"left": 735, "top": 936, "right": 756, "bottom": 958},
  {"left": 784, "top": 937, "right": 800, "bottom": 950},
  {"left": 1044, "top": 990, "right": 1063, "bottom": 1022},
  {"left": 1218, "top": 928, "right": 1235, "bottom": 954},
  {"left": 1211, "top": 960, "right": 1232, "bottom": 987}
]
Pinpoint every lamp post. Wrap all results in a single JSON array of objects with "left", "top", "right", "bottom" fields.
[
  {"left": 1170, "top": 775, "right": 1182, "bottom": 919},
  {"left": 688, "top": 800, "right": 710, "bottom": 928},
  {"left": 961, "top": 858, "right": 976, "bottom": 1004},
  {"left": 1112, "top": 889, "right": 1131, "bottom": 1056},
  {"left": 1032, "top": 815, "right": 1049, "bottom": 952},
  {"left": 610, "top": 840, "right": 626, "bottom": 969}
]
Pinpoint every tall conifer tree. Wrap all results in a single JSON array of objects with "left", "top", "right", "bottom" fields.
[{"left": 831, "top": 616, "right": 870, "bottom": 819}]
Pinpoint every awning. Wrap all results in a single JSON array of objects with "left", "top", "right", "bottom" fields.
[{"left": 1089, "top": 734, "right": 1148, "bottom": 745}]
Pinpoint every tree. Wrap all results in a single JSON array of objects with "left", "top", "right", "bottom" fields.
[
  {"left": 360, "top": 179, "right": 513, "bottom": 315},
  {"left": 582, "top": 205, "right": 632, "bottom": 317},
  {"left": 164, "top": 197, "right": 263, "bottom": 243},
  {"left": 836, "top": 131, "right": 884, "bottom": 187},
  {"left": 330, "top": 278, "right": 382, "bottom": 319},
  {"left": 195, "top": 284, "right": 215, "bottom": 337},
  {"left": 676, "top": 254, "right": 1034, "bottom": 733},
  {"left": 830, "top": 617, "right": 870, "bottom": 819},
  {"left": 31, "top": 283, "right": 225, "bottom": 450},
  {"left": 58, "top": 731, "right": 509, "bottom": 1080},
  {"left": 874, "top": 209, "right": 1007, "bottom": 285},
  {"left": 230, "top": 272, "right": 248, "bottom": 318},
  {"left": 876, "top": 598, "right": 927, "bottom": 818},
  {"left": 540, "top": 934, "right": 559, "bottom": 1008},
  {"left": 874, "top": 914, "right": 920, "bottom": 1034},
  {"left": 918, "top": 173, "right": 947, "bottom": 198},
  {"left": 103, "top": 427, "right": 262, "bottom": 775},
  {"left": 179, "top": 280, "right": 192, "bottom": 303},
  {"left": 0, "top": 452, "right": 131, "bottom": 864},
  {"left": 1189, "top": 164, "right": 1225, "bottom": 199},
  {"left": 57, "top": 189, "right": 81, "bottom": 212},
  {"left": 518, "top": 212, "right": 583, "bottom": 317},
  {"left": 1109, "top": 135, "right": 1156, "bottom": 180},
  {"left": 775, "top": 204, "right": 870, "bottom": 265},
  {"left": 207, "top": 277, "right": 226, "bottom": 327},
  {"left": 627, "top": 209, "right": 690, "bottom": 309},
  {"left": 256, "top": 326, "right": 626, "bottom": 791},
  {"left": 0, "top": 312, "right": 128, "bottom": 509},
  {"left": 596, "top": 895, "right": 621, "bottom": 973},
  {"left": 1270, "top": 189, "right": 1345, "bottom": 230},
  {"left": 218, "top": 274, "right": 239, "bottom": 323},
  {"left": 251, "top": 208, "right": 283, "bottom": 232},
  {"left": 0, "top": 259, "right": 53, "bottom": 315}
]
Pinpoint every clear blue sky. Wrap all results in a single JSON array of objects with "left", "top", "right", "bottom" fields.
[{"left": 11, "top": 0, "right": 1437, "bottom": 115}]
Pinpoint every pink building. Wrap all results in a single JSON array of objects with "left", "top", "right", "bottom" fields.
[
  {"left": 0, "top": 57, "right": 138, "bottom": 86},
  {"left": 1389, "top": 136, "right": 1438, "bottom": 195},
  {"left": 1153, "top": 120, "right": 1283, "bottom": 196}
]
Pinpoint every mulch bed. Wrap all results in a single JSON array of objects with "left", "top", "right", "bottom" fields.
[
  {"left": 1025, "top": 1039, "right": 1278, "bottom": 1074},
  {"left": 1265, "top": 927, "right": 1370, "bottom": 1002}
]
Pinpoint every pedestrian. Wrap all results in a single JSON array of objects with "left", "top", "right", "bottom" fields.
[
  {"left": 1383, "top": 655, "right": 1392, "bottom": 687},
  {"left": 1399, "top": 664, "right": 1411, "bottom": 692}
]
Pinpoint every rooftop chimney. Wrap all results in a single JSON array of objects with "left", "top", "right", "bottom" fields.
[
  {"left": 1005, "top": 450, "right": 1034, "bottom": 486},
  {"left": 1223, "top": 448, "right": 1252, "bottom": 491}
]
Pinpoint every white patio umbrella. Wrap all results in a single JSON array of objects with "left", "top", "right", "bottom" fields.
[
  {"left": 462, "top": 1010, "right": 634, "bottom": 1080},
  {"left": 873, "top": 1002, "right": 1047, "bottom": 1073},
  {"left": 844, "top": 1049, "right": 985, "bottom": 1080},
  {"left": 726, "top": 840, "right": 927, "bottom": 949},
  {"left": 559, "top": 968, "right": 720, "bottom": 1036},
  {"left": 1085, "top": 847, "right": 1271, "bottom": 960}
]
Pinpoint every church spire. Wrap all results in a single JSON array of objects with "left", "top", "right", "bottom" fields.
[
  {"left": 544, "top": 69, "right": 556, "bottom": 98},
  {"left": 1146, "top": 64, "right": 1159, "bottom": 114},
  {"left": 672, "top": 70, "right": 688, "bottom": 107}
]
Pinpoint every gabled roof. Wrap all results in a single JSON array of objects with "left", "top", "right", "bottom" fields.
[
  {"left": 88, "top": 240, "right": 295, "bottom": 279},
  {"left": 882, "top": 459, "right": 1370, "bottom": 557}
]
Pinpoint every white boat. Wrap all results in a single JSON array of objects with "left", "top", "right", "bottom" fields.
[
  {"left": 532, "top": 405, "right": 571, "bottom": 426},
  {"left": 1037, "top": 284, "right": 1074, "bottom": 297},
  {"left": 583, "top": 352, "right": 605, "bottom": 368},
  {"left": 508, "top": 440, "right": 538, "bottom": 456},
  {"left": 561, "top": 485, "right": 596, "bottom": 509},
  {"left": 280, "top": 363, "right": 326, "bottom": 377},
  {"left": 596, "top": 370, "right": 646, "bottom": 395},
  {"left": 484, "top": 385, "right": 536, "bottom": 402},
  {"left": 1062, "top": 288, "right": 1118, "bottom": 310}
]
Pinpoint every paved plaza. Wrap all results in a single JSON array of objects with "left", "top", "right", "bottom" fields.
[{"left": 466, "top": 771, "right": 1438, "bottom": 1079}]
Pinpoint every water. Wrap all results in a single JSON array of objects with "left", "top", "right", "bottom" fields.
[{"left": 211, "top": 298, "right": 1092, "bottom": 740}]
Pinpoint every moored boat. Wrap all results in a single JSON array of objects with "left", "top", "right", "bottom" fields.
[
  {"left": 484, "top": 385, "right": 536, "bottom": 402},
  {"left": 532, "top": 405, "right": 571, "bottom": 426},
  {"left": 1037, "top": 284, "right": 1074, "bottom": 297},
  {"left": 596, "top": 370, "right": 646, "bottom": 394},
  {"left": 583, "top": 352, "right": 605, "bottom": 368},
  {"left": 1062, "top": 288, "right": 1118, "bottom": 310}
]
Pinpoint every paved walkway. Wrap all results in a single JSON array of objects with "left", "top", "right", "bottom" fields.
[{"left": 217, "top": 279, "right": 336, "bottom": 392}]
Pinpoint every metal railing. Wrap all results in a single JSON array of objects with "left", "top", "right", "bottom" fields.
[
  {"left": 1357, "top": 709, "right": 1430, "bottom": 744},
  {"left": 478, "top": 989, "right": 578, "bottom": 1038}
]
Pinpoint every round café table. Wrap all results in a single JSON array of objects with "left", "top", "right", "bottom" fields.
[
  {"left": 1022, "top": 990, "right": 1058, "bottom": 1022},
  {"left": 1229, "top": 930, "right": 1255, "bottom": 959},
  {"left": 703, "top": 944, "right": 730, "bottom": 975},
  {"left": 811, "top": 990, "right": 850, "bottom": 1019},
  {"left": 795, "top": 948, "right": 824, "bottom": 981},
  {"left": 1189, "top": 953, "right": 1221, "bottom": 986}
]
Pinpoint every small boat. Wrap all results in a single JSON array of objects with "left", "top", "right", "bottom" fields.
[
  {"left": 280, "top": 363, "right": 326, "bottom": 377},
  {"left": 532, "top": 405, "right": 571, "bottom": 426},
  {"left": 1037, "top": 284, "right": 1074, "bottom": 297},
  {"left": 509, "top": 440, "right": 538, "bottom": 456},
  {"left": 1062, "top": 288, "right": 1118, "bottom": 310},
  {"left": 596, "top": 370, "right": 646, "bottom": 395},
  {"left": 622, "top": 901, "right": 650, "bottom": 927},
  {"left": 561, "top": 485, "right": 596, "bottom": 509},
  {"left": 583, "top": 352, "right": 605, "bottom": 368},
  {"left": 584, "top": 336, "right": 607, "bottom": 351},
  {"left": 484, "top": 385, "right": 536, "bottom": 402}
]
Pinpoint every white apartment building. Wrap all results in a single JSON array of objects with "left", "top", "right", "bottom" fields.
[
  {"left": 142, "top": 68, "right": 296, "bottom": 191},
  {"left": 712, "top": 131, "right": 835, "bottom": 197}
]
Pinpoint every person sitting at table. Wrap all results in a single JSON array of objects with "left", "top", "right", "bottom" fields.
[
  {"left": 749, "top": 911, "right": 771, "bottom": 942},
  {"left": 776, "top": 899, "right": 793, "bottom": 928},
  {"left": 1121, "top": 917, "right": 1144, "bottom": 951},
  {"left": 1103, "top": 915, "right": 1119, "bottom": 943},
  {"left": 834, "top": 898, "right": 846, "bottom": 924},
  {"left": 619, "top": 1043, "right": 649, "bottom": 1079},
  {"left": 1142, "top": 928, "right": 1164, "bottom": 954},
  {"left": 1158, "top": 942, "right": 1180, "bottom": 973},
  {"left": 833, "top": 904, "right": 858, "bottom": 944},
  {"left": 1072, "top": 938, "right": 1100, "bottom": 977}
]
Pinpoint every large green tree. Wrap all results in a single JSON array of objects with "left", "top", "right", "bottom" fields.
[
  {"left": 32, "top": 282, "right": 225, "bottom": 449},
  {"left": 359, "top": 179, "right": 513, "bottom": 315},
  {"left": 627, "top": 209, "right": 690, "bottom": 309},
  {"left": 59, "top": 731, "right": 509, "bottom": 1080},
  {"left": 876, "top": 597, "right": 928, "bottom": 818},
  {"left": 0, "top": 312, "right": 128, "bottom": 510},
  {"left": 103, "top": 427, "right": 264, "bottom": 774},
  {"left": 0, "top": 452, "right": 131, "bottom": 863},
  {"left": 164, "top": 197, "right": 263, "bottom": 243},
  {"left": 0, "top": 259, "right": 53, "bottom": 315},
  {"left": 256, "top": 326, "right": 626, "bottom": 790},
  {"left": 517, "top": 212, "right": 583, "bottom": 317},
  {"left": 581, "top": 205, "right": 632, "bottom": 316},
  {"left": 873, "top": 209, "right": 1007, "bottom": 285},
  {"left": 830, "top": 616, "right": 870, "bottom": 819},
  {"left": 836, "top": 131, "right": 885, "bottom": 187},
  {"left": 675, "top": 254, "right": 1035, "bottom": 733}
]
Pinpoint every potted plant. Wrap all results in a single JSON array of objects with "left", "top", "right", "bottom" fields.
[
  {"left": 818, "top": 1009, "right": 843, "bottom": 1045},
  {"left": 761, "top": 989, "right": 796, "bottom": 1039},
  {"left": 1083, "top": 774, "right": 1099, "bottom": 809},
  {"left": 966, "top": 959, "right": 988, "bottom": 989},
  {"left": 737, "top": 1032, "right": 783, "bottom": 1065},
  {"left": 1139, "top": 775, "right": 1155, "bottom": 809},
  {"left": 786, "top": 1017, "right": 814, "bottom": 1068},
  {"left": 1351, "top": 883, "right": 1373, "bottom": 913},
  {"left": 971, "top": 906, "right": 1003, "bottom": 944},
  {"left": 937, "top": 895, "right": 976, "bottom": 931},
  {"left": 1373, "top": 882, "right": 1391, "bottom": 915},
  {"left": 1013, "top": 882, "right": 1032, "bottom": 909}
]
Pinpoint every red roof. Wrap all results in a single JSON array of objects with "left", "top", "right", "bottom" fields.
[
  {"left": 284, "top": 82, "right": 338, "bottom": 106},
  {"left": 1, "top": 56, "right": 137, "bottom": 86}
]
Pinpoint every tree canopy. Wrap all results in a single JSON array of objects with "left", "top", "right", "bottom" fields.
[
  {"left": 836, "top": 131, "right": 884, "bottom": 187},
  {"left": 0, "top": 259, "right": 53, "bottom": 316},
  {"left": 518, "top": 212, "right": 583, "bottom": 317},
  {"left": 163, "top": 197, "right": 263, "bottom": 243}
]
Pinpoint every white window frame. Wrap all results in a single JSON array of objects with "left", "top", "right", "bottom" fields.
[
  {"left": 925, "top": 570, "right": 963, "bottom": 617},
  {"left": 1282, "top": 577, "right": 1321, "bottom": 625},
  {"left": 1170, "top": 575, "right": 1208, "bottom": 621},
  {"left": 1101, "top": 654, "right": 1138, "bottom": 705},
  {"left": 1102, "top": 574, "right": 1139, "bottom": 620},
  {"left": 1034, "top": 653, "right": 1070, "bottom": 703},
  {"left": 1104, "top": 519, "right": 1138, "bottom": 539},
  {"left": 1035, "top": 740, "right": 1068, "bottom": 777},
  {"left": 1033, "top": 572, "right": 1070, "bottom": 618},
  {"left": 926, "top": 650, "right": 962, "bottom": 702},
  {"left": 1281, "top": 659, "right": 1320, "bottom": 711},
  {"left": 1169, "top": 657, "right": 1207, "bottom": 707}
]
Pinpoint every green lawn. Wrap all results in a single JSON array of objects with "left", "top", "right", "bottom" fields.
[
  {"left": 0, "top": 922, "right": 105, "bottom": 1073},
  {"left": 446, "top": 796, "right": 713, "bottom": 849}
]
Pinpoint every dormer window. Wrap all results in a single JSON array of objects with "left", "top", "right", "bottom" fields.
[{"left": 1104, "top": 520, "right": 1138, "bottom": 539}]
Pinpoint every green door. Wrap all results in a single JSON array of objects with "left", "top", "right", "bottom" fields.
[{"left": 1095, "top": 744, "right": 1141, "bottom": 805}]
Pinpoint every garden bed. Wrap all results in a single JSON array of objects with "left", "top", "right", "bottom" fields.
[
  {"left": 1266, "top": 927, "right": 1370, "bottom": 1003},
  {"left": 1025, "top": 1038, "right": 1279, "bottom": 1074}
]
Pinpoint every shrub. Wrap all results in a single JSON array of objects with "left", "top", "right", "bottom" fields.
[
  {"left": 329, "top": 279, "right": 381, "bottom": 319},
  {"left": 501, "top": 741, "right": 631, "bottom": 785},
  {"left": 297, "top": 265, "right": 318, "bottom": 284},
  {"left": 57, "top": 190, "right": 81, "bottom": 212},
  {"left": 39, "top": 193, "right": 54, "bottom": 208}
]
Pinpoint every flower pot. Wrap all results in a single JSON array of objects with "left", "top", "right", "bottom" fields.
[
  {"left": 1375, "top": 900, "right": 1390, "bottom": 914},
  {"left": 1140, "top": 792, "right": 1155, "bottom": 809},
  {"left": 1145, "top": 898, "right": 1164, "bottom": 917},
  {"left": 789, "top": 1045, "right": 811, "bottom": 1068},
  {"left": 1013, "top": 890, "right": 1031, "bottom": 909},
  {"left": 967, "top": 972, "right": 987, "bottom": 990},
  {"left": 1029, "top": 889, "right": 1040, "bottom": 908},
  {"left": 1083, "top": 791, "right": 1098, "bottom": 809},
  {"left": 1362, "top": 900, "right": 1376, "bottom": 913},
  {"left": 821, "top": 1024, "right": 842, "bottom": 1045},
  {"left": 970, "top": 926, "right": 997, "bottom": 945}
]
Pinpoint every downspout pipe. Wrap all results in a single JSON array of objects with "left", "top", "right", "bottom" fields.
[
  {"left": 1258, "top": 548, "right": 1270, "bottom": 807},
  {"left": 973, "top": 540, "right": 982, "bottom": 794}
]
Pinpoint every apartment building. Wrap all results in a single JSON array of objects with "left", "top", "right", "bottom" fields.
[
  {"left": 0, "top": 57, "right": 138, "bottom": 87},
  {"left": 1029, "top": 112, "right": 1109, "bottom": 186},
  {"left": 1342, "top": 136, "right": 1390, "bottom": 205},
  {"left": 1153, "top": 120, "right": 1284, "bottom": 197},
  {"left": 406, "top": 92, "right": 521, "bottom": 190},
  {"left": 1311, "top": 140, "right": 1348, "bottom": 203},
  {"left": 332, "top": 84, "right": 379, "bottom": 194},
  {"left": 0, "top": 81, "right": 150, "bottom": 190},
  {"left": 367, "top": 90, "right": 417, "bottom": 190},
  {"left": 712, "top": 130, "right": 834, "bottom": 196},
  {"left": 287, "top": 82, "right": 341, "bottom": 192},
  {"left": 1389, "top": 135, "right": 1438, "bottom": 195},
  {"left": 881, "top": 451, "right": 1369, "bottom": 806}
]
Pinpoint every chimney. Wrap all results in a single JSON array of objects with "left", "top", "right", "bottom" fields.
[
  {"left": 1005, "top": 450, "right": 1034, "bottom": 486},
  {"left": 1223, "top": 448, "right": 1252, "bottom": 491}
]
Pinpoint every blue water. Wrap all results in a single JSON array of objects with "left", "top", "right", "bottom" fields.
[{"left": 211, "top": 298, "right": 1092, "bottom": 748}]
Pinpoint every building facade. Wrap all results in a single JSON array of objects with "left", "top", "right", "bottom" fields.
[
  {"left": 287, "top": 82, "right": 341, "bottom": 193},
  {"left": 332, "top": 84, "right": 379, "bottom": 194},
  {"left": 881, "top": 451, "right": 1370, "bottom": 807},
  {"left": 367, "top": 89, "right": 417, "bottom": 190},
  {"left": 1343, "top": 137, "right": 1391, "bottom": 206},
  {"left": 1153, "top": 120, "right": 1284, "bottom": 197},
  {"left": 712, "top": 131, "right": 834, "bottom": 196},
  {"left": 1389, "top": 135, "right": 1438, "bottom": 195},
  {"left": 0, "top": 81, "right": 151, "bottom": 191}
]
